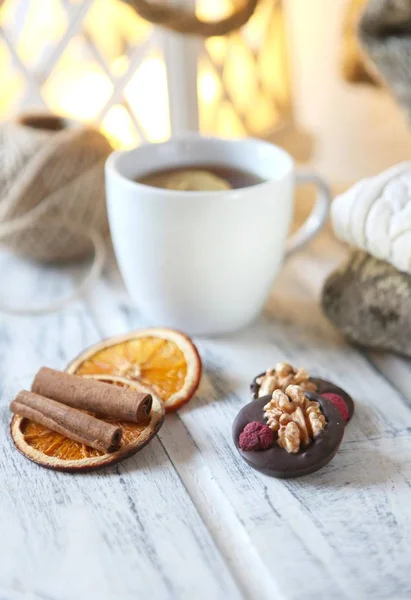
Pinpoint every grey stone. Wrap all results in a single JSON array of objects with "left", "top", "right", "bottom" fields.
[
  {"left": 322, "top": 250, "right": 411, "bottom": 356},
  {"left": 360, "top": 0, "right": 411, "bottom": 121},
  {"left": 323, "top": 1, "right": 411, "bottom": 357}
]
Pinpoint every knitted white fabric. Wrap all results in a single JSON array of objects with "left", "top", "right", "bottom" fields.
[{"left": 332, "top": 162, "right": 411, "bottom": 274}]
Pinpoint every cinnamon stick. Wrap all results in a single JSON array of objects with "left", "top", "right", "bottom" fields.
[
  {"left": 32, "top": 367, "right": 152, "bottom": 423},
  {"left": 11, "top": 391, "right": 122, "bottom": 453}
]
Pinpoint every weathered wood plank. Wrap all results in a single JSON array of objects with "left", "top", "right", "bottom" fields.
[
  {"left": 90, "top": 251, "right": 411, "bottom": 600},
  {"left": 366, "top": 352, "right": 411, "bottom": 407},
  {"left": 0, "top": 251, "right": 243, "bottom": 600},
  {"left": 3, "top": 227, "right": 411, "bottom": 599}
]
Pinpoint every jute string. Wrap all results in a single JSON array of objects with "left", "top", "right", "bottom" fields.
[
  {"left": 0, "top": 116, "right": 111, "bottom": 315},
  {"left": 0, "top": 218, "right": 106, "bottom": 315},
  {"left": 121, "top": 0, "right": 259, "bottom": 36}
]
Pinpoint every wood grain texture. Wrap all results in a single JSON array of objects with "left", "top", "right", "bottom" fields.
[
  {"left": 0, "top": 251, "right": 242, "bottom": 600},
  {"left": 1, "top": 228, "right": 411, "bottom": 599}
]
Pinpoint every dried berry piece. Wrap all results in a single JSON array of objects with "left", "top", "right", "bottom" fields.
[
  {"left": 321, "top": 393, "right": 349, "bottom": 422},
  {"left": 238, "top": 421, "right": 274, "bottom": 451}
]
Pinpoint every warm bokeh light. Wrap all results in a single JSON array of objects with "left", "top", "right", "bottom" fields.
[
  {"left": 197, "top": 0, "right": 290, "bottom": 136},
  {"left": 124, "top": 55, "right": 170, "bottom": 143},
  {"left": 44, "top": 64, "right": 113, "bottom": 122},
  {"left": 101, "top": 105, "right": 137, "bottom": 149},
  {"left": 0, "top": 0, "right": 289, "bottom": 145}
]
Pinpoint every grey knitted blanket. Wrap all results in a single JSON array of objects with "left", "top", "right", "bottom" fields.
[
  {"left": 322, "top": 0, "right": 411, "bottom": 355},
  {"left": 360, "top": 0, "right": 411, "bottom": 118}
]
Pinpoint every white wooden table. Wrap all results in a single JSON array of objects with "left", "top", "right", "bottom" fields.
[{"left": 1, "top": 225, "right": 411, "bottom": 600}]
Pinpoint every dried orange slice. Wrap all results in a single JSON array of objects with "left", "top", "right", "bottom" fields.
[
  {"left": 10, "top": 376, "right": 165, "bottom": 472},
  {"left": 66, "top": 328, "right": 202, "bottom": 412}
]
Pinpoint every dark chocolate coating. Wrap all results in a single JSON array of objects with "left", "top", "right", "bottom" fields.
[
  {"left": 233, "top": 394, "right": 345, "bottom": 478},
  {"left": 250, "top": 374, "right": 354, "bottom": 422}
]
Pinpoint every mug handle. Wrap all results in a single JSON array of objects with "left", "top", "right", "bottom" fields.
[{"left": 286, "top": 172, "right": 331, "bottom": 257}]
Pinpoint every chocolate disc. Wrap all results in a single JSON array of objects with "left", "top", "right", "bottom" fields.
[
  {"left": 233, "top": 394, "right": 345, "bottom": 478},
  {"left": 250, "top": 373, "right": 354, "bottom": 422}
]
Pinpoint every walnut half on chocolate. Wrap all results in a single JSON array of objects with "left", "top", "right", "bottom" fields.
[
  {"left": 256, "top": 362, "right": 317, "bottom": 398},
  {"left": 264, "top": 385, "right": 326, "bottom": 454}
]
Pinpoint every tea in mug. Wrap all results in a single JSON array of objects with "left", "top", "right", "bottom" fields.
[{"left": 137, "top": 164, "right": 264, "bottom": 192}]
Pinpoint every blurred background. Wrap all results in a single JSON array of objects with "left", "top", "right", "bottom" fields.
[
  {"left": 0, "top": 0, "right": 289, "bottom": 146},
  {"left": 2, "top": 0, "right": 411, "bottom": 187}
]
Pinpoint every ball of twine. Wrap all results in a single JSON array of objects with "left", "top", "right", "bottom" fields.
[
  {"left": 0, "top": 114, "right": 112, "bottom": 314},
  {"left": 0, "top": 114, "right": 112, "bottom": 262},
  {"left": 121, "top": 0, "right": 259, "bottom": 36}
]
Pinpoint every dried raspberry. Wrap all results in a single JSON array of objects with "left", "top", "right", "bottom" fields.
[
  {"left": 257, "top": 425, "right": 275, "bottom": 449},
  {"left": 321, "top": 393, "right": 349, "bottom": 421},
  {"left": 240, "top": 432, "right": 260, "bottom": 451},
  {"left": 239, "top": 421, "right": 274, "bottom": 451},
  {"left": 242, "top": 421, "right": 261, "bottom": 434}
]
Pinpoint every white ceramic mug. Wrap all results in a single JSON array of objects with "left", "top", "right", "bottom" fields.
[{"left": 105, "top": 135, "right": 330, "bottom": 335}]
